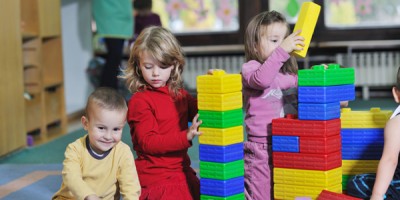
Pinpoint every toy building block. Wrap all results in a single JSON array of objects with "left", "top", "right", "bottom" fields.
[
  {"left": 292, "top": 2, "right": 321, "bottom": 58},
  {"left": 342, "top": 160, "right": 379, "bottom": 175},
  {"left": 341, "top": 129, "right": 384, "bottom": 145},
  {"left": 197, "top": 70, "right": 242, "bottom": 94},
  {"left": 272, "top": 136, "right": 299, "bottom": 152},
  {"left": 274, "top": 183, "right": 342, "bottom": 200},
  {"left": 342, "top": 175, "right": 351, "bottom": 190},
  {"left": 272, "top": 115, "right": 341, "bottom": 137},
  {"left": 198, "top": 109, "right": 243, "bottom": 128},
  {"left": 298, "top": 64, "right": 355, "bottom": 86},
  {"left": 340, "top": 108, "right": 392, "bottom": 128},
  {"left": 317, "top": 190, "right": 362, "bottom": 200},
  {"left": 300, "top": 134, "right": 341, "bottom": 154},
  {"left": 200, "top": 160, "right": 244, "bottom": 180},
  {"left": 273, "top": 151, "right": 342, "bottom": 171},
  {"left": 342, "top": 144, "right": 383, "bottom": 160},
  {"left": 201, "top": 193, "right": 245, "bottom": 200},
  {"left": 274, "top": 167, "right": 342, "bottom": 187},
  {"left": 199, "top": 143, "right": 243, "bottom": 163},
  {"left": 298, "top": 102, "right": 340, "bottom": 120},
  {"left": 201, "top": 176, "right": 244, "bottom": 197},
  {"left": 298, "top": 84, "right": 355, "bottom": 103},
  {"left": 199, "top": 126, "right": 243, "bottom": 146},
  {"left": 198, "top": 92, "right": 242, "bottom": 111}
]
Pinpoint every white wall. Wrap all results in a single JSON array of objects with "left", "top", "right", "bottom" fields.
[{"left": 61, "top": 0, "right": 93, "bottom": 114}]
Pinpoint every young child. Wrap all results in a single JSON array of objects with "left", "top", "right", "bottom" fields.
[
  {"left": 52, "top": 87, "right": 141, "bottom": 200},
  {"left": 241, "top": 10, "right": 304, "bottom": 199},
  {"left": 123, "top": 26, "right": 202, "bottom": 200},
  {"left": 133, "top": 0, "right": 162, "bottom": 40},
  {"left": 347, "top": 66, "right": 400, "bottom": 200}
]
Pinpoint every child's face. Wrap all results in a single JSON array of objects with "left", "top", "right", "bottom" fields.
[
  {"left": 139, "top": 51, "right": 173, "bottom": 88},
  {"left": 82, "top": 104, "right": 126, "bottom": 154},
  {"left": 258, "top": 22, "right": 288, "bottom": 61}
]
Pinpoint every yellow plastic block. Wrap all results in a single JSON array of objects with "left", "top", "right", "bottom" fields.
[
  {"left": 197, "top": 70, "right": 242, "bottom": 94},
  {"left": 341, "top": 108, "right": 392, "bottom": 128},
  {"left": 292, "top": 2, "right": 321, "bottom": 58},
  {"left": 198, "top": 92, "right": 242, "bottom": 111},
  {"left": 274, "top": 183, "right": 342, "bottom": 200},
  {"left": 274, "top": 167, "right": 342, "bottom": 187},
  {"left": 342, "top": 160, "right": 379, "bottom": 175},
  {"left": 199, "top": 126, "right": 243, "bottom": 146}
]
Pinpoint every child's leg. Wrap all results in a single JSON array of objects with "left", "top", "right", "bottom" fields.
[
  {"left": 346, "top": 173, "right": 376, "bottom": 199},
  {"left": 244, "top": 141, "right": 272, "bottom": 200},
  {"left": 185, "top": 168, "right": 200, "bottom": 200},
  {"left": 140, "top": 173, "right": 194, "bottom": 200}
]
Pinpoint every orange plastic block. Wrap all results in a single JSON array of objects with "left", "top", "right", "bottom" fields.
[{"left": 292, "top": 2, "right": 321, "bottom": 58}]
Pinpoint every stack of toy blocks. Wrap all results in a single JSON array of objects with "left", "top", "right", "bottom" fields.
[
  {"left": 340, "top": 108, "right": 392, "bottom": 191},
  {"left": 197, "top": 70, "right": 245, "bottom": 200},
  {"left": 272, "top": 64, "right": 355, "bottom": 199}
]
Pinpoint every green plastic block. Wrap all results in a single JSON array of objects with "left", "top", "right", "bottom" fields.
[
  {"left": 298, "top": 64, "right": 355, "bottom": 86},
  {"left": 199, "top": 109, "right": 243, "bottom": 128},
  {"left": 201, "top": 193, "right": 245, "bottom": 200},
  {"left": 200, "top": 160, "right": 244, "bottom": 180},
  {"left": 342, "top": 175, "right": 352, "bottom": 190}
]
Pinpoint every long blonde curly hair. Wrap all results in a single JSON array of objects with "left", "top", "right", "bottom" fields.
[{"left": 121, "top": 26, "right": 185, "bottom": 97}]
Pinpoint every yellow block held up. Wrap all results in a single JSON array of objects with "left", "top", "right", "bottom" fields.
[{"left": 292, "top": 2, "right": 321, "bottom": 58}]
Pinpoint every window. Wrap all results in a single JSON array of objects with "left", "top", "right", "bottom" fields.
[
  {"left": 153, "top": 0, "right": 239, "bottom": 34},
  {"left": 269, "top": 0, "right": 314, "bottom": 24}
]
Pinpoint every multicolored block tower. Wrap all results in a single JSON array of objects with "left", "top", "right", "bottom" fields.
[
  {"left": 340, "top": 108, "right": 392, "bottom": 190},
  {"left": 197, "top": 70, "right": 245, "bottom": 200},
  {"left": 272, "top": 64, "right": 355, "bottom": 199}
]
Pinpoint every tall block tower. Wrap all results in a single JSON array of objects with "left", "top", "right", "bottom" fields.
[
  {"left": 197, "top": 70, "right": 245, "bottom": 199},
  {"left": 272, "top": 64, "right": 355, "bottom": 199}
]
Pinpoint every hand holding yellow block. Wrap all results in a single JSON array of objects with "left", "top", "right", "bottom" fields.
[{"left": 292, "top": 2, "right": 321, "bottom": 58}]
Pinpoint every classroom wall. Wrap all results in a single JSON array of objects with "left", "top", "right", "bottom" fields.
[{"left": 61, "top": 0, "right": 93, "bottom": 114}]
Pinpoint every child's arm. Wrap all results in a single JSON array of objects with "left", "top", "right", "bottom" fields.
[
  {"left": 371, "top": 116, "right": 400, "bottom": 200},
  {"left": 62, "top": 143, "right": 97, "bottom": 199},
  {"left": 128, "top": 97, "right": 193, "bottom": 155},
  {"left": 117, "top": 144, "right": 141, "bottom": 200}
]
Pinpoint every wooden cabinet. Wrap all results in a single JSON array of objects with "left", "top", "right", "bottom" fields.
[
  {"left": 21, "top": 0, "right": 67, "bottom": 139},
  {"left": 0, "top": 0, "right": 26, "bottom": 156},
  {"left": 0, "top": 0, "right": 67, "bottom": 156}
]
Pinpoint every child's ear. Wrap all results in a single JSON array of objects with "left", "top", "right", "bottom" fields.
[
  {"left": 392, "top": 87, "right": 400, "bottom": 103},
  {"left": 81, "top": 116, "right": 89, "bottom": 131}
]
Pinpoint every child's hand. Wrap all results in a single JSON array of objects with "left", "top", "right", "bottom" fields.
[
  {"left": 207, "top": 69, "right": 221, "bottom": 75},
  {"left": 340, "top": 101, "right": 349, "bottom": 108},
  {"left": 280, "top": 30, "right": 304, "bottom": 53},
  {"left": 187, "top": 114, "right": 202, "bottom": 141}
]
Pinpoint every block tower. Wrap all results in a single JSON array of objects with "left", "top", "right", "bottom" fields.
[
  {"left": 272, "top": 64, "right": 355, "bottom": 199},
  {"left": 197, "top": 70, "right": 245, "bottom": 199},
  {"left": 340, "top": 108, "right": 392, "bottom": 191}
]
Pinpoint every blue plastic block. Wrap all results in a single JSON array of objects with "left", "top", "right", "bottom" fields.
[
  {"left": 342, "top": 144, "right": 383, "bottom": 160},
  {"left": 272, "top": 136, "right": 299, "bottom": 152},
  {"left": 298, "top": 84, "right": 355, "bottom": 103},
  {"left": 200, "top": 177, "right": 244, "bottom": 197},
  {"left": 341, "top": 129, "right": 384, "bottom": 145},
  {"left": 199, "top": 143, "right": 243, "bottom": 163},
  {"left": 298, "top": 102, "right": 340, "bottom": 120}
]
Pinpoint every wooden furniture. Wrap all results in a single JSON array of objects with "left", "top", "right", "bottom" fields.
[
  {"left": 0, "top": 0, "right": 26, "bottom": 156},
  {"left": 21, "top": 0, "right": 67, "bottom": 138},
  {"left": 0, "top": 0, "right": 67, "bottom": 156}
]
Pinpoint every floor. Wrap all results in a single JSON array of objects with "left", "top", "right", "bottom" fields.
[{"left": 0, "top": 97, "right": 397, "bottom": 199}]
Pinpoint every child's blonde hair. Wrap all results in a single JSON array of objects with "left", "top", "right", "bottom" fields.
[
  {"left": 244, "top": 10, "right": 298, "bottom": 74},
  {"left": 123, "top": 26, "right": 185, "bottom": 97},
  {"left": 85, "top": 87, "right": 127, "bottom": 119}
]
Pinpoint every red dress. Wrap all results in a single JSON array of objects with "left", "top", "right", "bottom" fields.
[{"left": 127, "top": 86, "right": 199, "bottom": 200}]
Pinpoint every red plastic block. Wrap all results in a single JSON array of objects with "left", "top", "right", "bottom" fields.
[
  {"left": 317, "top": 190, "right": 361, "bottom": 200},
  {"left": 300, "top": 134, "right": 341, "bottom": 154},
  {"left": 272, "top": 115, "right": 340, "bottom": 137},
  {"left": 273, "top": 151, "right": 342, "bottom": 171}
]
